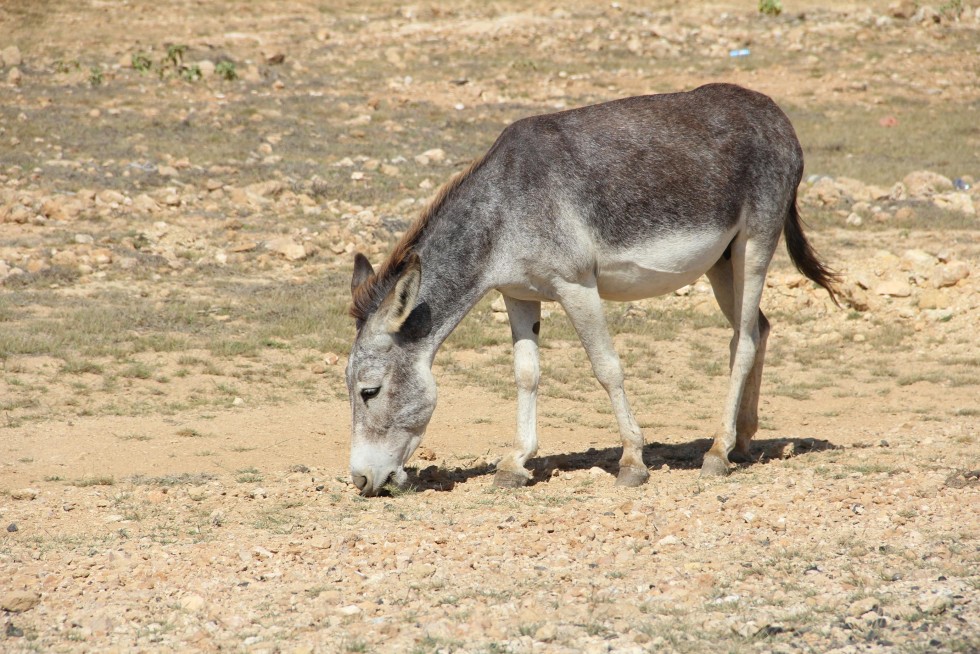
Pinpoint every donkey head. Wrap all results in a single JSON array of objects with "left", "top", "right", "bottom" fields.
[{"left": 346, "top": 252, "right": 436, "bottom": 496}]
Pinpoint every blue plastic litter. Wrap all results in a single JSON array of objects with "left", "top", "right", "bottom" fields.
[
  {"left": 953, "top": 178, "right": 971, "bottom": 191},
  {"left": 729, "top": 48, "right": 751, "bottom": 57}
]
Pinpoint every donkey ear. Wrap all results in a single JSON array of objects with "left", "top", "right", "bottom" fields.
[
  {"left": 380, "top": 253, "right": 422, "bottom": 334},
  {"left": 351, "top": 253, "right": 375, "bottom": 296}
]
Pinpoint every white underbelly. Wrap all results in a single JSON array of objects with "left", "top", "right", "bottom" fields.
[{"left": 596, "top": 227, "right": 736, "bottom": 301}]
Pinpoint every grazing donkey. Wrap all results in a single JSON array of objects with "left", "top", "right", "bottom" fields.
[{"left": 346, "top": 83, "right": 838, "bottom": 496}]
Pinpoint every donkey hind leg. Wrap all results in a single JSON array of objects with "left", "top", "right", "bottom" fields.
[
  {"left": 701, "top": 237, "right": 773, "bottom": 477},
  {"left": 557, "top": 280, "right": 649, "bottom": 487},
  {"left": 705, "top": 258, "right": 771, "bottom": 466},
  {"left": 494, "top": 296, "right": 542, "bottom": 488}
]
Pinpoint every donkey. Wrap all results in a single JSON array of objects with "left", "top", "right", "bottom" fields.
[{"left": 345, "top": 83, "right": 838, "bottom": 496}]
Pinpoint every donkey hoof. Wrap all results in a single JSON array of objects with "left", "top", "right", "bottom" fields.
[
  {"left": 615, "top": 465, "right": 650, "bottom": 487},
  {"left": 729, "top": 448, "right": 755, "bottom": 464},
  {"left": 700, "top": 453, "right": 731, "bottom": 478},
  {"left": 493, "top": 469, "right": 530, "bottom": 488}
]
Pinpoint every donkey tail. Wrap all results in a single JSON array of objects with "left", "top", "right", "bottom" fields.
[{"left": 784, "top": 193, "right": 841, "bottom": 307}]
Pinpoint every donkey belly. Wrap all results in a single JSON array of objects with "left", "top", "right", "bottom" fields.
[{"left": 596, "top": 227, "right": 736, "bottom": 302}]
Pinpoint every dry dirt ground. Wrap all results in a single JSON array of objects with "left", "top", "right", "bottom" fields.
[{"left": 1, "top": 1, "right": 979, "bottom": 652}]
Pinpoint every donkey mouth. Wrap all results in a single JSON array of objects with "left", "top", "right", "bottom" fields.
[{"left": 353, "top": 466, "right": 409, "bottom": 497}]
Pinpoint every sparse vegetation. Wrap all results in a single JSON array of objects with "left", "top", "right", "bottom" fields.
[
  {"left": 758, "top": 0, "right": 782, "bottom": 16},
  {"left": 131, "top": 52, "right": 152, "bottom": 73},
  {"left": 215, "top": 60, "right": 237, "bottom": 80}
]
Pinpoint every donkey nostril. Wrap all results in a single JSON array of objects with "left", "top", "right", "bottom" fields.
[{"left": 351, "top": 474, "right": 369, "bottom": 491}]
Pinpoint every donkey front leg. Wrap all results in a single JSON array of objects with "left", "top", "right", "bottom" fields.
[
  {"left": 557, "top": 281, "right": 649, "bottom": 487},
  {"left": 494, "top": 296, "right": 541, "bottom": 488}
]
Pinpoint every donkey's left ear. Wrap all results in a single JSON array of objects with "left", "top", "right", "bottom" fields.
[
  {"left": 351, "top": 252, "right": 375, "bottom": 296},
  {"left": 380, "top": 253, "right": 422, "bottom": 334}
]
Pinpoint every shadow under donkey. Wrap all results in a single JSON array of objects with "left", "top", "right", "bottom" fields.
[{"left": 399, "top": 436, "right": 838, "bottom": 494}]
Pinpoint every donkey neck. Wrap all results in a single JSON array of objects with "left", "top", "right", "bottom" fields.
[{"left": 412, "top": 205, "right": 500, "bottom": 350}]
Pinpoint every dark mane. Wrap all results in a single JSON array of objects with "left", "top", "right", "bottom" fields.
[{"left": 349, "top": 154, "right": 488, "bottom": 323}]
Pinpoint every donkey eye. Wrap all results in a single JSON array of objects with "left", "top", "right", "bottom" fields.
[{"left": 360, "top": 387, "right": 380, "bottom": 402}]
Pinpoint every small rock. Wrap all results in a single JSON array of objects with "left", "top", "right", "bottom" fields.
[
  {"left": 324, "top": 352, "right": 339, "bottom": 365},
  {"left": 253, "top": 546, "right": 275, "bottom": 559},
  {"left": 421, "top": 148, "right": 446, "bottom": 162},
  {"left": 180, "top": 594, "right": 206, "bottom": 613},
  {"left": 903, "top": 170, "right": 953, "bottom": 198},
  {"left": 245, "top": 180, "right": 285, "bottom": 198},
  {"left": 913, "top": 5, "right": 941, "bottom": 23},
  {"left": 534, "top": 623, "right": 558, "bottom": 642},
  {"left": 266, "top": 237, "right": 308, "bottom": 261},
  {"left": 250, "top": 487, "right": 268, "bottom": 499},
  {"left": 263, "top": 50, "right": 286, "bottom": 65},
  {"left": 933, "top": 192, "right": 976, "bottom": 216},
  {"left": 923, "top": 308, "right": 953, "bottom": 322},
  {"left": 804, "top": 177, "right": 841, "bottom": 206},
  {"left": 917, "top": 289, "right": 948, "bottom": 310},
  {"left": 2, "top": 46, "right": 22, "bottom": 67},
  {"left": 888, "top": 0, "right": 917, "bottom": 19},
  {"left": 889, "top": 182, "right": 908, "bottom": 201},
  {"left": 875, "top": 280, "right": 911, "bottom": 297},
  {"left": 40, "top": 197, "right": 82, "bottom": 221},
  {"left": 10, "top": 488, "right": 38, "bottom": 500},
  {"left": 6, "top": 523, "right": 17, "bottom": 533},
  {"left": 901, "top": 249, "right": 934, "bottom": 268},
  {"left": 836, "top": 176, "right": 873, "bottom": 202},
  {"left": 931, "top": 261, "right": 969, "bottom": 288},
  {"left": 848, "top": 596, "right": 880, "bottom": 617},
  {"left": 232, "top": 397, "right": 245, "bottom": 406},
  {"left": 188, "top": 486, "right": 208, "bottom": 501},
  {"left": 336, "top": 605, "right": 361, "bottom": 616},
  {"left": 918, "top": 593, "right": 954, "bottom": 615},
  {"left": 1, "top": 591, "right": 40, "bottom": 613},
  {"left": 132, "top": 194, "right": 160, "bottom": 213}
]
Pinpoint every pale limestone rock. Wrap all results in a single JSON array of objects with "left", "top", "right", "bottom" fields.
[
  {"left": 917, "top": 289, "right": 948, "bottom": 309},
  {"left": 266, "top": 237, "right": 308, "bottom": 261},
  {"left": 931, "top": 261, "right": 969, "bottom": 287},
  {"left": 2, "top": 45, "right": 22, "bottom": 67},
  {"left": 933, "top": 192, "right": 975, "bottom": 216},
  {"left": 11, "top": 488, "right": 39, "bottom": 500},
  {"left": 179, "top": 594, "right": 206, "bottom": 613},
  {"left": 1, "top": 591, "right": 39, "bottom": 613},
  {"left": 875, "top": 280, "right": 912, "bottom": 297},
  {"left": 903, "top": 170, "right": 953, "bottom": 198}
]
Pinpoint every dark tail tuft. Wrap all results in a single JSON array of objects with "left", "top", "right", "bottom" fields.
[{"left": 784, "top": 194, "right": 841, "bottom": 307}]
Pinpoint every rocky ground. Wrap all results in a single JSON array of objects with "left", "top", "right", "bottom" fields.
[{"left": 1, "top": 0, "right": 979, "bottom": 652}]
